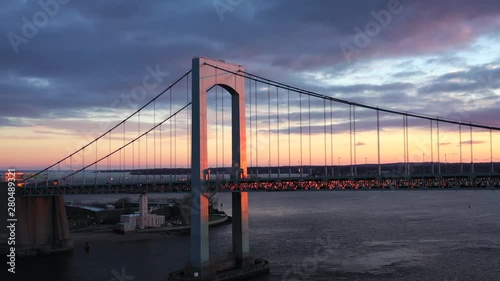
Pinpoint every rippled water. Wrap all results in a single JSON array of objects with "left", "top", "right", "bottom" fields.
[{"left": 4, "top": 190, "right": 500, "bottom": 281}]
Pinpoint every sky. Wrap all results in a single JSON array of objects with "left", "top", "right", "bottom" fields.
[{"left": 1, "top": 0, "right": 500, "bottom": 170}]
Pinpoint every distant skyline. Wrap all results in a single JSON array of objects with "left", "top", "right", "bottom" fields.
[{"left": 1, "top": 0, "right": 499, "bottom": 169}]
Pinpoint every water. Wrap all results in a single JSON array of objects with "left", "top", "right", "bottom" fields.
[{"left": 3, "top": 190, "right": 500, "bottom": 281}]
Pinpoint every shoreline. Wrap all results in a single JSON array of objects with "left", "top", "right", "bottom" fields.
[{"left": 71, "top": 215, "right": 230, "bottom": 247}]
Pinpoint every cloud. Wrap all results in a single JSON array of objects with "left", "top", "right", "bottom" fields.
[
  {"left": 460, "top": 140, "right": 486, "bottom": 145},
  {"left": 417, "top": 64, "right": 500, "bottom": 96},
  {"left": 392, "top": 70, "right": 425, "bottom": 78},
  {"left": 0, "top": 0, "right": 499, "bottom": 139},
  {"left": 355, "top": 142, "right": 366, "bottom": 146},
  {"left": 0, "top": 117, "right": 18, "bottom": 127}
]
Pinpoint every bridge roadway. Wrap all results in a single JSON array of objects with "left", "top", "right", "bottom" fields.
[{"left": 13, "top": 172, "right": 500, "bottom": 196}]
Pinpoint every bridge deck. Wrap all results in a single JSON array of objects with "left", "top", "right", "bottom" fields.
[{"left": 10, "top": 174, "right": 500, "bottom": 196}]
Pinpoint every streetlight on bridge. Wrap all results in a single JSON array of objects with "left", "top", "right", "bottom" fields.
[
  {"left": 338, "top": 157, "right": 341, "bottom": 176},
  {"left": 422, "top": 152, "right": 426, "bottom": 174},
  {"left": 445, "top": 154, "right": 447, "bottom": 173}
]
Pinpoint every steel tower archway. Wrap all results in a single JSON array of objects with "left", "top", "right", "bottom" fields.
[{"left": 189, "top": 57, "right": 249, "bottom": 276}]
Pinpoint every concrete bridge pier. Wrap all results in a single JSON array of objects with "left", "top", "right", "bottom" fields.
[
  {"left": 232, "top": 192, "right": 253, "bottom": 266},
  {"left": 0, "top": 191, "right": 73, "bottom": 257},
  {"left": 184, "top": 191, "right": 253, "bottom": 278}
]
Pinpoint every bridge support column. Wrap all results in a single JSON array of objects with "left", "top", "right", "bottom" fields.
[
  {"left": 188, "top": 57, "right": 211, "bottom": 275},
  {"left": 232, "top": 192, "right": 252, "bottom": 266},
  {"left": 186, "top": 193, "right": 210, "bottom": 276}
]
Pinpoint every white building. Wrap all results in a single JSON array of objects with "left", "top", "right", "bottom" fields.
[{"left": 116, "top": 194, "right": 165, "bottom": 233}]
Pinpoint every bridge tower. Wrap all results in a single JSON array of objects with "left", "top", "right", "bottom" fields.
[{"left": 187, "top": 57, "right": 250, "bottom": 277}]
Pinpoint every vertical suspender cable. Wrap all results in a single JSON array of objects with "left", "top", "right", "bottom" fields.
[
  {"left": 437, "top": 120, "right": 440, "bottom": 174},
  {"left": 108, "top": 132, "right": 111, "bottom": 183},
  {"left": 170, "top": 88, "right": 172, "bottom": 182},
  {"left": 377, "top": 109, "right": 381, "bottom": 176},
  {"left": 288, "top": 89, "right": 291, "bottom": 178},
  {"left": 234, "top": 73, "right": 237, "bottom": 179},
  {"left": 57, "top": 163, "right": 60, "bottom": 185},
  {"left": 330, "top": 100, "right": 334, "bottom": 177},
  {"left": 216, "top": 84, "right": 219, "bottom": 179},
  {"left": 490, "top": 129, "right": 493, "bottom": 173},
  {"left": 69, "top": 155, "right": 72, "bottom": 186},
  {"left": 430, "top": 120, "right": 434, "bottom": 174},
  {"left": 277, "top": 87, "right": 280, "bottom": 177},
  {"left": 138, "top": 111, "right": 141, "bottom": 182},
  {"left": 299, "top": 93, "right": 303, "bottom": 178},
  {"left": 324, "top": 99, "right": 327, "bottom": 177},
  {"left": 187, "top": 73, "right": 190, "bottom": 173},
  {"left": 268, "top": 84, "right": 271, "bottom": 178},
  {"left": 174, "top": 94, "right": 177, "bottom": 172},
  {"left": 249, "top": 76, "right": 253, "bottom": 176},
  {"left": 403, "top": 116, "right": 406, "bottom": 175},
  {"left": 132, "top": 119, "right": 135, "bottom": 183},
  {"left": 406, "top": 116, "right": 409, "bottom": 175},
  {"left": 308, "top": 95, "right": 312, "bottom": 176},
  {"left": 255, "top": 80, "right": 258, "bottom": 178},
  {"left": 95, "top": 140, "right": 98, "bottom": 185},
  {"left": 154, "top": 100, "right": 156, "bottom": 183},
  {"left": 470, "top": 125, "right": 474, "bottom": 173},
  {"left": 160, "top": 118, "right": 162, "bottom": 183},
  {"left": 353, "top": 106, "right": 356, "bottom": 176},
  {"left": 121, "top": 122, "right": 124, "bottom": 183},
  {"left": 349, "top": 105, "right": 353, "bottom": 176},
  {"left": 222, "top": 82, "right": 225, "bottom": 173},
  {"left": 404, "top": 115, "right": 409, "bottom": 175},
  {"left": 459, "top": 124, "right": 463, "bottom": 173},
  {"left": 83, "top": 147, "right": 86, "bottom": 185},
  {"left": 124, "top": 122, "right": 126, "bottom": 183}
]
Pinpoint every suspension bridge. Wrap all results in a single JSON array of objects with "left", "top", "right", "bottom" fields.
[
  {"left": 3, "top": 57, "right": 500, "bottom": 280},
  {"left": 15, "top": 58, "right": 500, "bottom": 195}
]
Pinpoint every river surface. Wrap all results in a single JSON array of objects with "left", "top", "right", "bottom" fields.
[{"left": 4, "top": 190, "right": 500, "bottom": 281}]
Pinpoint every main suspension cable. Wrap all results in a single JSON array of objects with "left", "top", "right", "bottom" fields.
[
  {"left": 60, "top": 103, "right": 192, "bottom": 181},
  {"left": 23, "top": 70, "right": 192, "bottom": 183},
  {"left": 205, "top": 63, "right": 500, "bottom": 131}
]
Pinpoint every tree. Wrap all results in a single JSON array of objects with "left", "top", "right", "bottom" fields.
[{"left": 114, "top": 197, "right": 132, "bottom": 209}]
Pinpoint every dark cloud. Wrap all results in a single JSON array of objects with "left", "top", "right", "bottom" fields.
[
  {"left": 0, "top": 117, "right": 18, "bottom": 127},
  {"left": 417, "top": 64, "right": 500, "bottom": 95},
  {"left": 460, "top": 140, "right": 486, "bottom": 145},
  {"left": 1, "top": 0, "right": 500, "bottom": 136},
  {"left": 392, "top": 70, "right": 425, "bottom": 78}
]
